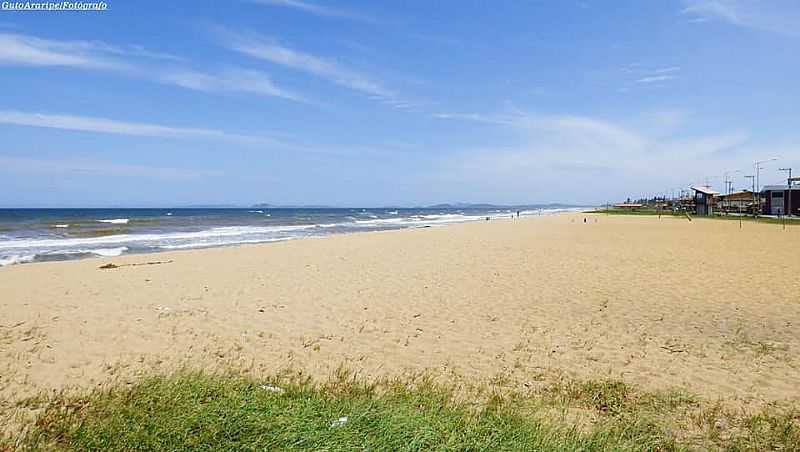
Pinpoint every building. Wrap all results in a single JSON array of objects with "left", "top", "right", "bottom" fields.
[
  {"left": 690, "top": 186, "right": 719, "bottom": 215},
  {"left": 715, "top": 190, "right": 754, "bottom": 214},
  {"left": 762, "top": 185, "right": 800, "bottom": 216}
]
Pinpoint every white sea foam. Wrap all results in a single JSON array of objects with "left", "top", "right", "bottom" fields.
[
  {"left": 248, "top": 210, "right": 264, "bottom": 214},
  {"left": 98, "top": 218, "right": 129, "bottom": 224},
  {"left": 157, "top": 237, "right": 291, "bottom": 250},
  {"left": 0, "top": 224, "right": 319, "bottom": 252},
  {"left": 352, "top": 213, "right": 484, "bottom": 227},
  {"left": 52, "top": 224, "right": 70, "bottom": 228},
  {"left": 0, "top": 254, "right": 36, "bottom": 266},
  {"left": 90, "top": 246, "right": 128, "bottom": 257},
  {"left": 0, "top": 247, "right": 127, "bottom": 266}
]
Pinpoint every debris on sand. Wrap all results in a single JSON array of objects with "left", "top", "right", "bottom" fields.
[
  {"left": 260, "top": 384, "right": 285, "bottom": 394},
  {"left": 330, "top": 416, "right": 348, "bottom": 428}
]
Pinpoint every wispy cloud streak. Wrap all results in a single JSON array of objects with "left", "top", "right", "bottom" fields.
[
  {"left": 0, "top": 110, "right": 280, "bottom": 145},
  {"left": 0, "top": 32, "right": 303, "bottom": 102},
  {"left": 0, "top": 32, "right": 129, "bottom": 69},
  {"left": 248, "top": 0, "right": 374, "bottom": 22},
  {"left": 621, "top": 65, "right": 680, "bottom": 87},
  {"left": 157, "top": 68, "right": 303, "bottom": 101},
  {"left": 636, "top": 75, "right": 675, "bottom": 84},
  {"left": 681, "top": 0, "right": 800, "bottom": 36},
  {"left": 220, "top": 29, "right": 413, "bottom": 109},
  {"left": 0, "top": 156, "right": 217, "bottom": 181}
]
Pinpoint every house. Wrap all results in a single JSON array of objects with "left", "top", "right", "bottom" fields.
[
  {"left": 762, "top": 185, "right": 800, "bottom": 216},
  {"left": 715, "top": 190, "right": 754, "bottom": 214},
  {"left": 690, "top": 186, "right": 719, "bottom": 216}
]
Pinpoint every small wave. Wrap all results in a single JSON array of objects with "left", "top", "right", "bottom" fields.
[
  {"left": 0, "top": 254, "right": 36, "bottom": 266},
  {"left": 248, "top": 210, "right": 264, "bottom": 214},
  {"left": 52, "top": 224, "right": 70, "bottom": 228},
  {"left": 157, "top": 237, "right": 290, "bottom": 250},
  {"left": 0, "top": 247, "right": 128, "bottom": 267},
  {"left": 98, "top": 218, "right": 129, "bottom": 224},
  {"left": 166, "top": 212, "right": 173, "bottom": 216},
  {"left": 90, "top": 246, "right": 128, "bottom": 257},
  {"left": 0, "top": 224, "right": 319, "bottom": 252}
]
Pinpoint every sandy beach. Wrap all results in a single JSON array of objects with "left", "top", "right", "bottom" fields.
[{"left": 2, "top": 213, "right": 799, "bottom": 416}]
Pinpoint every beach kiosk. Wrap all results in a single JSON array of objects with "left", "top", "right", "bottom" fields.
[
  {"left": 762, "top": 184, "right": 800, "bottom": 216},
  {"left": 690, "top": 186, "right": 719, "bottom": 216},
  {"left": 715, "top": 190, "right": 753, "bottom": 214}
]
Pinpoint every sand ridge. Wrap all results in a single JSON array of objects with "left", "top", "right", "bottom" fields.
[{"left": 1, "top": 213, "right": 799, "bottom": 412}]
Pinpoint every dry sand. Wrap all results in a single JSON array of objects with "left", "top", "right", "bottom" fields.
[{"left": 2, "top": 213, "right": 799, "bottom": 415}]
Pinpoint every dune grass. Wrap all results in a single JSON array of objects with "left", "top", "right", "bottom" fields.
[
  {"left": 586, "top": 208, "right": 800, "bottom": 226},
  {"left": 5, "top": 371, "right": 800, "bottom": 451}
]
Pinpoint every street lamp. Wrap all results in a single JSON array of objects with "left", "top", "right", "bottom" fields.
[
  {"left": 779, "top": 167, "right": 793, "bottom": 217},
  {"left": 744, "top": 175, "right": 755, "bottom": 216},
  {"left": 754, "top": 157, "right": 778, "bottom": 216}
]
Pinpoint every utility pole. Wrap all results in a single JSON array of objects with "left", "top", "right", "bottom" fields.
[
  {"left": 779, "top": 168, "right": 793, "bottom": 217},
  {"left": 754, "top": 158, "right": 778, "bottom": 217},
  {"left": 744, "top": 175, "right": 755, "bottom": 216},
  {"left": 723, "top": 170, "right": 740, "bottom": 195}
]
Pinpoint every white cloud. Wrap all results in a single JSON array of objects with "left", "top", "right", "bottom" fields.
[
  {"left": 434, "top": 111, "right": 645, "bottom": 150},
  {"left": 220, "top": 30, "right": 411, "bottom": 108},
  {"left": 0, "top": 110, "right": 280, "bottom": 146},
  {"left": 248, "top": 0, "right": 373, "bottom": 22},
  {"left": 651, "top": 66, "right": 681, "bottom": 74},
  {"left": 0, "top": 32, "right": 184, "bottom": 69},
  {"left": 0, "top": 32, "right": 127, "bottom": 69},
  {"left": 429, "top": 109, "right": 778, "bottom": 203},
  {"left": 0, "top": 32, "right": 303, "bottom": 102},
  {"left": 636, "top": 75, "right": 676, "bottom": 83},
  {"left": 621, "top": 65, "right": 680, "bottom": 86},
  {"left": 0, "top": 156, "right": 217, "bottom": 181},
  {"left": 158, "top": 68, "right": 304, "bottom": 102},
  {"left": 432, "top": 112, "right": 511, "bottom": 125},
  {"left": 681, "top": 0, "right": 800, "bottom": 36}
]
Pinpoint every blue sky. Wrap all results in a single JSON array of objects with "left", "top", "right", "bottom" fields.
[{"left": 1, "top": 0, "right": 798, "bottom": 207}]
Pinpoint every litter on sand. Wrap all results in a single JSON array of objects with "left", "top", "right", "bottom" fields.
[
  {"left": 330, "top": 416, "right": 348, "bottom": 428},
  {"left": 259, "top": 384, "right": 285, "bottom": 394}
]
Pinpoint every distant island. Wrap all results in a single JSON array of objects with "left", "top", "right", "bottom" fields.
[
  {"left": 250, "top": 202, "right": 591, "bottom": 209},
  {"left": 422, "top": 203, "right": 589, "bottom": 209}
]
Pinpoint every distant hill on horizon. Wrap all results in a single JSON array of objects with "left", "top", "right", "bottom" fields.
[
  {"left": 250, "top": 202, "right": 592, "bottom": 209},
  {"left": 423, "top": 202, "right": 591, "bottom": 209}
]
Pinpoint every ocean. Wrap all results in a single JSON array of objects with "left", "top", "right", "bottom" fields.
[{"left": 0, "top": 207, "right": 581, "bottom": 266}]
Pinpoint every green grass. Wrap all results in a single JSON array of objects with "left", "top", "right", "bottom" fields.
[
  {"left": 586, "top": 208, "right": 800, "bottom": 226},
  {"left": 6, "top": 372, "right": 800, "bottom": 451},
  {"left": 585, "top": 208, "right": 678, "bottom": 216}
]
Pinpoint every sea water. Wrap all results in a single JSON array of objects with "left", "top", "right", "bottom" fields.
[{"left": 0, "top": 207, "right": 582, "bottom": 266}]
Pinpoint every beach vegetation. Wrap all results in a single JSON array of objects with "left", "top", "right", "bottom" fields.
[{"left": 6, "top": 371, "right": 800, "bottom": 451}]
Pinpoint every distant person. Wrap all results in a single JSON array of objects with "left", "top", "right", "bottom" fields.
[{"left": 516, "top": 210, "right": 520, "bottom": 218}]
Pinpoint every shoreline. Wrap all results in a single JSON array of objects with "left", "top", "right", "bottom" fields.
[
  {"left": 2, "top": 212, "right": 799, "bottom": 417},
  {"left": 0, "top": 214, "right": 509, "bottom": 269},
  {"left": 0, "top": 208, "right": 589, "bottom": 268}
]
